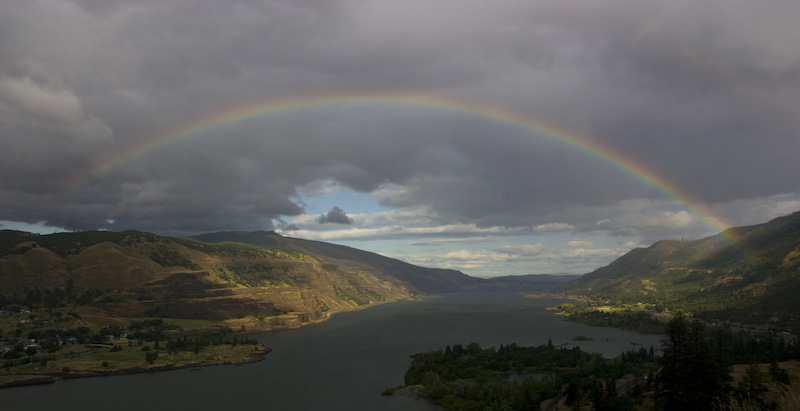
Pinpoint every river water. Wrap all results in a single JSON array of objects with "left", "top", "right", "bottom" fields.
[{"left": 0, "top": 292, "right": 662, "bottom": 409}]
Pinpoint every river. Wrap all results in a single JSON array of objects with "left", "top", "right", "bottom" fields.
[{"left": 0, "top": 292, "right": 663, "bottom": 409}]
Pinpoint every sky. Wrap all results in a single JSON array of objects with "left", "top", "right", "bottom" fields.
[{"left": 2, "top": 0, "right": 799, "bottom": 277}]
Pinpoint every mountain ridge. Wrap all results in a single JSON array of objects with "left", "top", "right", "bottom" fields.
[
  {"left": 566, "top": 211, "right": 800, "bottom": 328},
  {"left": 0, "top": 230, "right": 479, "bottom": 330},
  {"left": 192, "top": 231, "right": 480, "bottom": 293}
]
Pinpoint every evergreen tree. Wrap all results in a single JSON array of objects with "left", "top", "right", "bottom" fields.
[
  {"left": 659, "top": 312, "right": 689, "bottom": 407},
  {"left": 742, "top": 358, "right": 766, "bottom": 398},
  {"left": 768, "top": 360, "right": 791, "bottom": 385},
  {"left": 658, "top": 313, "right": 731, "bottom": 411},
  {"left": 684, "top": 319, "right": 730, "bottom": 408}
]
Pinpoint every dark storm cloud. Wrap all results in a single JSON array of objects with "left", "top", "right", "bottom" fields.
[
  {"left": 1, "top": 0, "right": 798, "bottom": 238},
  {"left": 317, "top": 207, "right": 354, "bottom": 225}
]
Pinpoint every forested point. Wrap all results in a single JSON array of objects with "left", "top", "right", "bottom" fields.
[
  {"left": 389, "top": 341, "right": 657, "bottom": 410},
  {"left": 387, "top": 313, "right": 800, "bottom": 410}
]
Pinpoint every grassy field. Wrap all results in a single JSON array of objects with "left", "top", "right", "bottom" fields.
[{"left": 1, "top": 339, "right": 268, "bottom": 388}]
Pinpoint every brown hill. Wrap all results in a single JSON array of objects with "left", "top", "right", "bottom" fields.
[{"left": 0, "top": 230, "right": 480, "bottom": 330}]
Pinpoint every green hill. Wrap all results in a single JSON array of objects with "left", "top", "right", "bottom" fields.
[
  {"left": 0, "top": 230, "right": 480, "bottom": 330},
  {"left": 566, "top": 212, "right": 800, "bottom": 328}
]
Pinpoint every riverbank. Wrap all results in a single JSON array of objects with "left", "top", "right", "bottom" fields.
[
  {"left": 1, "top": 294, "right": 431, "bottom": 391},
  {"left": 220, "top": 295, "right": 432, "bottom": 333},
  {"left": 1, "top": 341, "right": 270, "bottom": 389},
  {"left": 0, "top": 292, "right": 668, "bottom": 410}
]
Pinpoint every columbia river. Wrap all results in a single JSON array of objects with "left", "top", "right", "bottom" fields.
[{"left": 0, "top": 292, "right": 662, "bottom": 410}]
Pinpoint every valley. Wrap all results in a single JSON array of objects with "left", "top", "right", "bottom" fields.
[{"left": 1, "top": 212, "right": 799, "bottom": 408}]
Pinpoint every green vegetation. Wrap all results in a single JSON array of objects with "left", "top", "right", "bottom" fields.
[
  {"left": 389, "top": 311, "right": 800, "bottom": 410},
  {"left": 333, "top": 286, "right": 370, "bottom": 306},
  {"left": 555, "top": 303, "right": 666, "bottom": 334},
  {"left": 654, "top": 312, "right": 798, "bottom": 410},
  {"left": 0, "top": 230, "right": 136, "bottom": 258},
  {"left": 1, "top": 315, "right": 268, "bottom": 388},
  {"left": 149, "top": 250, "right": 199, "bottom": 269},
  {"left": 566, "top": 212, "right": 800, "bottom": 330},
  {"left": 659, "top": 313, "right": 731, "bottom": 410},
  {"left": 0, "top": 228, "right": 482, "bottom": 389},
  {"left": 388, "top": 341, "right": 658, "bottom": 410},
  {"left": 225, "top": 263, "right": 294, "bottom": 287},
  {"left": 173, "top": 237, "right": 310, "bottom": 261}
]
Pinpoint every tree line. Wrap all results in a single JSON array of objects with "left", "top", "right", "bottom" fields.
[{"left": 390, "top": 312, "right": 798, "bottom": 410}]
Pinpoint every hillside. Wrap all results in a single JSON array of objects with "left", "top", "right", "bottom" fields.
[
  {"left": 193, "top": 231, "right": 481, "bottom": 293},
  {"left": 0, "top": 230, "right": 479, "bottom": 330},
  {"left": 567, "top": 212, "right": 800, "bottom": 328}
]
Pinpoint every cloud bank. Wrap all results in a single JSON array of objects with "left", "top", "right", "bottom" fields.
[{"left": 1, "top": 0, "right": 798, "bottom": 274}]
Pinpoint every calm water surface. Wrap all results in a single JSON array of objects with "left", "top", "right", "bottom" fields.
[{"left": 0, "top": 292, "right": 662, "bottom": 409}]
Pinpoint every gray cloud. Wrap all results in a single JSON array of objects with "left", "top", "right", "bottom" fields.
[
  {"left": 317, "top": 207, "right": 354, "bottom": 225},
  {"left": 0, "top": 0, "right": 798, "bottom": 247}
]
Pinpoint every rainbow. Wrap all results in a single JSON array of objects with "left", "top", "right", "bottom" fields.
[{"left": 62, "top": 92, "right": 744, "bottom": 248}]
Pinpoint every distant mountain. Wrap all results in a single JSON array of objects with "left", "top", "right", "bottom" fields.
[
  {"left": 567, "top": 212, "right": 800, "bottom": 328},
  {"left": 0, "top": 230, "right": 479, "bottom": 330},
  {"left": 482, "top": 273, "right": 581, "bottom": 292}
]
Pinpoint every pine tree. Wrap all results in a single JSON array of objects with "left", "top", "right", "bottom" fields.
[
  {"left": 742, "top": 358, "right": 766, "bottom": 398},
  {"left": 659, "top": 312, "right": 689, "bottom": 407},
  {"left": 658, "top": 313, "right": 731, "bottom": 411}
]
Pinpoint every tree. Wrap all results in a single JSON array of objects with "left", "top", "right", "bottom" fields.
[
  {"left": 684, "top": 319, "right": 730, "bottom": 407},
  {"left": 769, "top": 360, "right": 791, "bottom": 385},
  {"left": 145, "top": 351, "right": 158, "bottom": 364},
  {"left": 658, "top": 313, "right": 731, "bottom": 411},
  {"left": 659, "top": 313, "right": 689, "bottom": 407},
  {"left": 466, "top": 342, "right": 482, "bottom": 355},
  {"left": 742, "top": 358, "right": 766, "bottom": 397}
]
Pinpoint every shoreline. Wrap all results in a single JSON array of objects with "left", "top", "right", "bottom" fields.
[
  {"left": 220, "top": 294, "right": 432, "bottom": 333},
  {"left": 0, "top": 345, "right": 270, "bottom": 390},
  {"left": 0, "top": 295, "right": 433, "bottom": 391}
]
